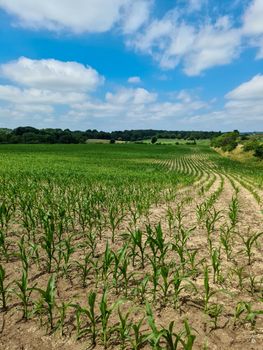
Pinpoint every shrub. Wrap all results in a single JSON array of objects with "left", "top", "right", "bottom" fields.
[
  {"left": 254, "top": 145, "right": 263, "bottom": 160},
  {"left": 211, "top": 131, "right": 239, "bottom": 151},
  {"left": 151, "top": 136, "right": 158, "bottom": 144},
  {"left": 243, "top": 140, "right": 260, "bottom": 152}
]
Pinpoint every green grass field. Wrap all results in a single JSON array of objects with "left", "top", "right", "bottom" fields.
[{"left": 0, "top": 143, "right": 262, "bottom": 350}]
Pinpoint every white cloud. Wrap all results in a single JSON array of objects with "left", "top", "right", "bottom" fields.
[
  {"left": 122, "top": 0, "right": 152, "bottom": 34},
  {"left": 0, "top": 85, "right": 87, "bottom": 105},
  {"left": 226, "top": 74, "right": 263, "bottom": 100},
  {"left": 184, "top": 21, "right": 241, "bottom": 76},
  {"left": 128, "top": 76, "right": 142, "bottom": 84},
  {"left": 189, "top": 74, "right": 263, "bottom": 130},
  {"left": 105, "top": 88, "right": 157, "bottom": 105},
  {"left": 243, "top": 0, "right": 263, "bottom": 35},
  {"left": 130, "top": 13, "right": 242, "bottom": 75},
  {"left": 1, "top": 57, "right": 104, "bottom": 91},
  {"left": 0, "top": 0, "right": 151, "bottom": 34},
  {"left": 187, "top": 0, "right": 206, "bottom": 12}
]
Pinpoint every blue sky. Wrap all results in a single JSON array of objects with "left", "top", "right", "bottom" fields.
[{"left": 0, "top": 0, "right": 262, "bottom": 131}]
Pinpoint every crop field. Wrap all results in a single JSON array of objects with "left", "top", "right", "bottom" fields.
[{"left": 0, "top": 143, "right": 263, "bottom": 350}]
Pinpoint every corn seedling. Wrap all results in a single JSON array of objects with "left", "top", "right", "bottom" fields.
[
  {"left": 133, "top": 275, "right": 149, "bottom": 304},
  {"left": 129, "top": 317, "right": 148, "bottom": 350},
  {"left": 14, "top": 269, "right": 35, "bottom": 320},
  {"left": 146, "top": 302, "right": 163, "bottom": 350},
  {"left": 0, "top": 229, "right": 9, "bottom": 261},
  {"left": 207, "top": 303, "right": 223, "bottom": 329},
  {"left": 99, "top": 289, "right": 122, "bottom": 348},
  {"left": 220, "top": 225, "right": 233, "bottom": 261},
  {"left": 239, "top": 230, "right": 263, "bottom": 265},
  {"left": 231, "top": 266, "right": 245, "bottom": 290},
  {"left": 56, "top": 301, "right": 71, "bottom": 336},
  {"left": 34, "top": 274, "right": 56, "bottom": 330},
  {"left": 158, "top": 265, "right": 173, "bottom": 304},
  {"left": 228, "top": 195, "right": 239, "bottom": 227},
  {"left": 161, "top": 321, "right": 181, "bottom": 349},
  {"left": 0, "top": 264, "right": 11, "bottom": 311},
  {"left": 211, "top": 248, "right": 221, "bottom": 284},
  {"left": 203, "top": 266, "right": 217, "bottom": 313},
  {"left": 76, "top": 252, "right": 92, "bottom": 288},
  {"left": 130, "top": 229, "right": 147, "bottom": 268},
  {"left": 116, "top": 307, "right": 132, "bottom": 349}
]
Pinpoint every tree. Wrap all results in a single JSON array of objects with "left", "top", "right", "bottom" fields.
[
  {"left": 151, "top": 136, "right": 158, "bottom": 144},
  {"left": 254, "top": 145, "right": 263, "bottom": 160}
]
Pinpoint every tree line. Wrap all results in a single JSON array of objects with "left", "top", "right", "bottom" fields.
[{"left": 0, "top": 127, "right": 222, "bottom": 144}]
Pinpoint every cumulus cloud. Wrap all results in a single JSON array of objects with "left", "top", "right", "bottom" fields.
[
  {"left": 188, "top": 74, "right": 263, "bottom": 130},
  {"left": 127, "top": 76, "right": 142, "bottom": 84},
  {"left": 0, "top": 85, "right": 87, "bottom": 105},
  {"left": 122, "top": 0, "right": 152, "bottom": 34},
  {"left": 187, "top": 0, "right": 206, "bottom": 12},
  {"left": 0, "top": 57, "right": 104, "bottom": 91},
  {"left": 243, "top": 0, "right": 263, "bottom": 35},
  {"left": 105, "top": 88, "right": 157, "bottom": 105},
  {"left": 130, "top": 11, "right": 241, "bottom": 75},
  {"left": 0, "top": 0, "right": 151, "bottom": 34},
  {"left": 226, "top": 74, "right": 263, "bottom": 100}
]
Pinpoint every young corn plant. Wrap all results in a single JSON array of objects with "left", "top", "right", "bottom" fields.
[
  {"left": 112, "top": 244, "right": 128, "bottom": 295},
  {"left": 18, "top": 236, "right": 30, "bottom": 273},
  {"left": 0, "top": 264, "right": 11, "bottom": 311},
  {"left": 173, "top": 269, "right": 197, "bottom": 310},
  {"left": 206, "top": 303, "right": 223, "bottom": 329},
  {"left": 161, "top": 320, "right": 196, "bottom": 350},
  {"left": 239, "top": 230, "right": 263, "bottom": 265},
  {"left": 101, "top": 241, "right": 114, "bottom": 282},
  {"left": 178, "top": 320, "right": 196, "bottom": 350},
  {"left": 99, "top": 289, "right": 122, "bottom": 348},
  {"left": 119, "top": 257, "right": 134, "bottom": 297},
  {"left": 34, "top": 274, "right": 56, "bottom": 331},
  {"left": 14, "top": 269, "right": 35, "bottom": 320},
  {"left": 130, "top": 229, "right": 147, "bottom": 268},
  {"left": 109, "top": 205, "right": 124, "bottom": 243},
  {"left": 147, "top": 224, "right": 168, "bottom": 265},
  {"left": 85, "top": 231, "right": 97, "bottom": 258},
  {"left": 0, "top": 229, "right": 9, "bottom": 261},
  {"left": 76, "top": 252, "right": 93, "bottom": 288},
  {"left": 146, "top": 302, "right": 163, "bottom": 350},
  {"left": 0, "top": 201, "right": 13, "bottom": 230},
  {"left": 56, "top": 301, "right": 71, "bottom": 336},
  {"left": 234, "top": 301, "right": 263, "bottom": 328},
  {"left": 61, "top": 234, "right": 75, "bottom": 277},
  {"left": 41, "top": 213, "right": 56, "bottom": 273},
  {"left": 133, "top": 275, "right": 149, "bottom": 304},
  {"left": 116, "top": 307, "right": 132, "bottom": 350},
  {"left": 228, "top": 195, "right": 239, "bottom": 228},
  {"left": 81, "top": 291, "right": 98, "bottom": 346},
  {"left": 149, "top": 257, "right": 161, "bottom": 302},
  {"left": 247, "top": 274, "right": 261, "bottom": 296},
  {"left": 219, "top": 225, "right": 233, "bottom": 261},
  {"left": 161, "top": 321, "right": 181, "bottom": 350},
  {"left": 129, "top": 317, "right": 148, "bottom": 350},
  {"left": 203, "top": 266, "right": 217, "bottom": 313},
  {"left": 211, "top": 248, "right": 221, "bottom": 284},
  {"left": 166, "top": 206, "right": 175, "bottom": 237},
  {"left": 186, "top": 249, "right": 204, "bottom": 278},
  {"left": 158, "top": 265, "right": 173, "bottom": 304},
  {"left": 231, "top": 266, "right": 245, "bottom": 290},
  {"left": 172, "top": 226, "right": 195, "bottom": 273}
]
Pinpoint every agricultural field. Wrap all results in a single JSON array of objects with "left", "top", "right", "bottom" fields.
[{"left": 0, "top": 143, "right": 262, "bottom": 350}]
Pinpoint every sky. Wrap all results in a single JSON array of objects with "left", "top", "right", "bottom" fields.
[{"left": 0, "top": 0, "right": 262, "bottom": 132}]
